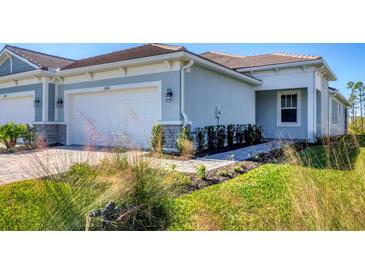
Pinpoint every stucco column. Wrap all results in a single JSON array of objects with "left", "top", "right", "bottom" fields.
[
  {"left": 307, "top": 85, "right": 316, "bottom": 142},
  {"left": 42, "top": 77, "right": 49, "bottom": 122}
]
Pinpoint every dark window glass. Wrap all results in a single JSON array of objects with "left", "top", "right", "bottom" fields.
[
  {"left": 292, "top": 94, "right": 297, "bottom": 107},
  {"left": 281, "top": 95, "right": 285, "bottom": 107},
  {"left": 281, "top": 109, "right": 297, "bottom": 122}
]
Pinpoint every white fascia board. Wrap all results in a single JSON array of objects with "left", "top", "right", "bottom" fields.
[
  {"left": 237, "top": 59, "right": 337, "bottom": 81},
  {"left": 57, "top": 51, "right": 262, "bottom": 86},
  {"left": 0, "top": 70, "right": 54, "bottom": 83},
  {"left": 184, "top": 52, "right": 262, "bottom": 86},
  {"left": 57, "top": 52, "right": 186, "bottom": 76}
]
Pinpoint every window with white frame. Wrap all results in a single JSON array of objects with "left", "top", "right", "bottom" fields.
[{"left": 278, "top": 91, "right": 300, "bottom": 125}]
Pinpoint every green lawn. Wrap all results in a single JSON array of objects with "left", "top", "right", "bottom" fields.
[
  {"left": 168, "top": 136, "right": 365, "bottom": 231},
  {"left": 1, "top": 136, "right": 365, "bottom": 231}
]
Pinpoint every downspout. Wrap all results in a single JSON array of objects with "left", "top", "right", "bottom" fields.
[{"left": 180, "top": 60, "right": 194, "bottom": 128}]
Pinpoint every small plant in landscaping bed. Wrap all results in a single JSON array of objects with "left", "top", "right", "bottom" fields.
[
  {"left": 0, "top": 122, "right": 27, "bottom": 149},
  {"left": 196, "top": 164, "right": 207, "bottom": 180},
  {"left": 150, "top": 124, "right": 165, "bottom": 155},
  {"left": 226, "top": 124, "right": 235, "bottom": 147},
  {"left": 217, "top": 169, "right": 230, "bottom": 178},
  {"left": 194, "top": 127, "right": 206, "bottom": 151},
  {"left": 177, "top": 127, "right": 195, "bottom": 158}
]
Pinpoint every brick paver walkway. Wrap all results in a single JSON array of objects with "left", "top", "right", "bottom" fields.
[
  {"left": 0, "top": 141, "right": 284, "bottom": 184},
  {"left": 0, "top": 146, "right": 233, "bottom": 184}
]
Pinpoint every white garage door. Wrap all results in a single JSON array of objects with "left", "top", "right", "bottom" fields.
[
  {"left": 0, "top": 95, "right": 34, "bottom": 125},
  {"left": 68, "top": 86, "right": 161, "bottom": 148}
]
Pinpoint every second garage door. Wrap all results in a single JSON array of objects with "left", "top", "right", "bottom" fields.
[
  {"left": 68, "top": 85, "right": 161, "bottom": 148},
  {"left": 0, "top": 95, "right": 34, "bottom": 125}
]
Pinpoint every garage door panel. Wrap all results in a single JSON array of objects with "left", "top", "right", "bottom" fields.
[
  {"left": 0, "top": 96, "right": 34, "bottom": 125},
  {"left": 69, "top": 87, "right": 161, "bottom": 148}
]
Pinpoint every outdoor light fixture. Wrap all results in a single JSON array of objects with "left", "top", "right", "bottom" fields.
[
  {"left": 57, "top": 98, "right": 64, "bottom": 108},
  {"left": 33, "top": 97, "right": 40, "bottom": 108},
  {"left": 165, "top": 88, "right": 173, "bottom": 102}
]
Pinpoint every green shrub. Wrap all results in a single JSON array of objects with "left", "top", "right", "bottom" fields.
[
  {"left": 21, "top": 124, "right": 37, "bottom": 147},
  {"left": 194, "top": 127, "right": 206, "bottom": 151},
  {"left": 216, "top": 125, "right": 226, "bottom": 149},
  {"left": 150, "top": 124, "right": 165, "bottom": 154},
  {"left": 196, "top": 164, "right": 207, "bottom": 180},
  {"left": 0, "top": 122, "right": 27, "bottom": 149},
  {"left": 253, "top": 126, "right": 264, "bottom": 144},
  {"left": 244, "top": 124, "right": 255, "bottom": 146},
  {"left": 206, "top": 126, "right": 217, "bottom": 150},
  {"left": 235, "top": 124, "right": 245, "bottom": 145},
  {"left": 226, "top": 124, "right": 235, "bottom": 147}
]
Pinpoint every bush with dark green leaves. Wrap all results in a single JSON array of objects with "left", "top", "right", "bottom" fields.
[
  {"left": 216, "top": 125, "right": 226, "bottom": 149},
  {"left": 235, "top": 124, "right": 245, "bottom": 145},
  {"left": 226, "top": 124, "right": 235, "bottom": 147},
  {"left": 194, "top": 127, "right": 206, "bottom": 151},
  {"left": 206, "top": 126, "right": 217, "bottom": 150}
]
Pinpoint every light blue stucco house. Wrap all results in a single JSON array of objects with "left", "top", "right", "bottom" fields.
[{"left": 0, "top": 44, "right": 350, "bottom": 150}]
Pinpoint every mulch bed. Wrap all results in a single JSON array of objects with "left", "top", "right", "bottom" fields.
[
  {"left": 181, "top": 161, "right": 261, "bottom": 194},
  {"left": 0, "top": 145, "right": 38, "bottom": 155}
]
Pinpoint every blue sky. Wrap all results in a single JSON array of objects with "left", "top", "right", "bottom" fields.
[{"left": 1, "top": 43, "right": 364, "bottom": 97}]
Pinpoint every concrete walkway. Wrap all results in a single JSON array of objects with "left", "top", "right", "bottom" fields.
[
  {"left": 0, "top": 141, "right": 284, "bottom": 185},
  {"left": 203, "top": 140, "right": 286, "bottom": 161}
]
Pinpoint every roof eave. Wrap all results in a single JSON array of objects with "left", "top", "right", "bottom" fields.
[
  {"left": 0, "top": 69, "right": 54, "bottom": 83},
  {"left": 329, "top": 90, "right": 351, "bottom": 107},
  {"left": 236, "top": 59, "right": 337, "bottom": 81},
  {"left": 183, "top": 52, "right": 261, "bottom": 85},
  {"left": 58, "top": 51, "right": 262, "bottom": 85}
]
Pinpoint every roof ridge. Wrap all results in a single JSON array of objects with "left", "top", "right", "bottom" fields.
[
  {"left": 203, "top": 51, "right": 247, "bottom": 59},
  {"left": 62, "top": 43, "right": 186, "bottom": 70},
  {"left": 272, "top": 51, "right": 321, "bottom": 59},
  {"left": 150, "top": 43, "right": 185, "bottom": 51},
  {"left": 5, "top": 45, "right": 76, "bottom": 62}
]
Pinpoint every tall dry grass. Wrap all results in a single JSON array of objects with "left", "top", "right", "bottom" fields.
[{"left": 282, "top": 135, "right": 365, "bottom": 230}]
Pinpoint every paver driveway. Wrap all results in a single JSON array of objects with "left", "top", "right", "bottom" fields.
[{"left": 0, "top": 146, "right": 233, "bottom": 184}]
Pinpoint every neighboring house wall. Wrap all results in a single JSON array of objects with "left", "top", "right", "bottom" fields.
[
  {"left": 0, "top": 56, "right": 35, "bottom": 76},
  {"left": 57, "top": 71, "right": 181, "bottom": 122},
  {"left": 0, "top": 83, "right": 43, "bottom": 122},
  {"left": 0, "top": 59, "right": 11, "bottom": 76},
  {"left": 185, "top": 65, "right": 255, "bottom": 129},
  {"left": 256, "top": 89, "right": 308, "bottom": 140},
  {"left": 11, "top": 56, "right": 35, "bottom": 74},
  {"left": 330, "top": 97, "right": 346, "bottom": 135}
]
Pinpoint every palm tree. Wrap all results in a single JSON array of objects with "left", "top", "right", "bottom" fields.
[{"left": 347, "top": 81, "right": 364, "bottom": 133}]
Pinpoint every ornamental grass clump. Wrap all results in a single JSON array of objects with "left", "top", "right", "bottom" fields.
[
  {"left": 150, "top": 123, "right": 165, "bottom": 155},
  {"left": 177, "top": 127, "right": 195, "bottom": 158}
]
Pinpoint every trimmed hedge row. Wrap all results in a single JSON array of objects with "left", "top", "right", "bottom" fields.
[{"left": 193, "top": 124, "right": 263, "bottom": 151}]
